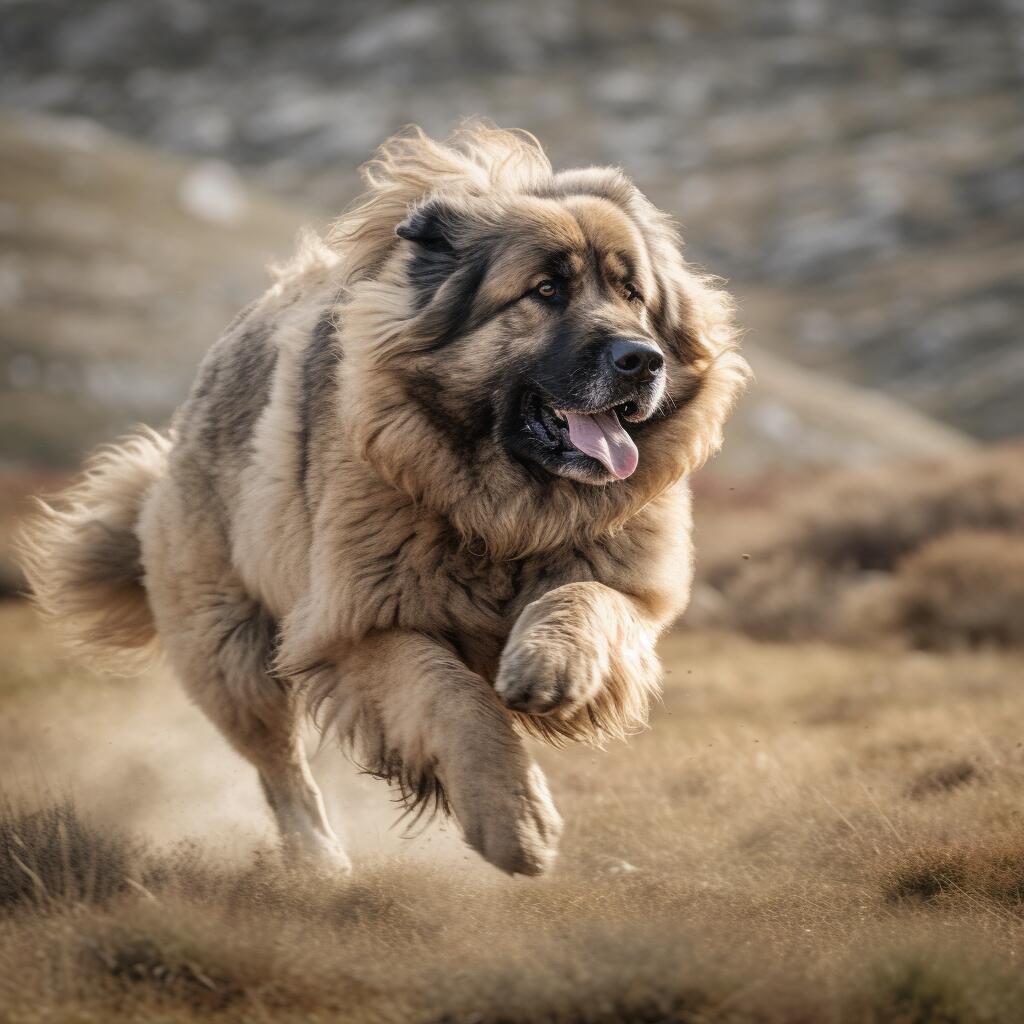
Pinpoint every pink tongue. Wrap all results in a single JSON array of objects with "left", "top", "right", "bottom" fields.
[{"left": 565, "top": 410, "right": 639, "bottom": 479}]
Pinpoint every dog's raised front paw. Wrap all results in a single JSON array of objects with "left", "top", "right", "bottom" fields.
[{"left": 496, "top": 610, "right": 605, "bottom": 716}]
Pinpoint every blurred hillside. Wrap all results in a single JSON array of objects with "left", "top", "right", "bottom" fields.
[
  {"left": 0, "top": 112, "right": 973, "bottom": 478},
  {"left": 2, "top": 0, "right": 1021, "bottom": 450},
  {"left": 0, "top": 114, "right": 307, "bottom": 467}
]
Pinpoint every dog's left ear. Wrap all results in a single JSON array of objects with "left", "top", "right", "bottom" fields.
[{"left": 395, "top": 199, "right": 462, "bottom": 255}]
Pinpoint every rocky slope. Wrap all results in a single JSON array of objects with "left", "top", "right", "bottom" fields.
[
  {"left": 0, "top": 114, "right": 307, "bottom": 466},
  {"left": 0, "top": 112, "right": 973, "bottom": 480},
  {"left": 2, "top": 0, "right": 1021, "bottom": 439}
]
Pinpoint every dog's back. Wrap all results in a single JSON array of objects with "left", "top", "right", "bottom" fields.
[
  {"left": 168, "top": 237, "right": 348, "bottom": 619},
  {"left": 17, "top": 234, "right": 338, "bottom": 663}
]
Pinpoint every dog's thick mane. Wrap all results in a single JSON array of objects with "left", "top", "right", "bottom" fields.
[
  {"left": 328, "top": 123, "right": 554, "bottom": 285},
  {"left": 319, "top": 124, "right": 749, "bottom": 561}
]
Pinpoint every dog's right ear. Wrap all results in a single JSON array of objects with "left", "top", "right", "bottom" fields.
[
  {"left": 395, "top": 199, "right": 461, "bottom": 255},
  {"left": 395, "top": 200, "right": 469, "bottom": 315}
]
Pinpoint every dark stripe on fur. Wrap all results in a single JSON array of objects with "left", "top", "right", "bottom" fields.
[
  {"left": 404, "top": 371, "right": 496, "bottom": 462},
  {"left": 407, "top": 246, "right": 458, "bottom": 311},
  {"left": 195, "top": 321, "right": 278, "bottom": 456},
  {"left": 361, "top": 752, "right": 450, "bottom": 832},
  {"left": 298, "top": 311, "right": 343, "bottom": 495},
  {"left": 215, "top": 600, "right": 281, "bottom": 684}
]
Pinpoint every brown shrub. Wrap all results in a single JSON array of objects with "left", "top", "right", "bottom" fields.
[
  {"left": 907, "top": 758, "right": 979, "bottom": 800},
  {"left": 762, "top": 447, "right": 1024, "bottom": 574},
  {"left": 849, "top": 947, "right": 1022, "bottom": 1024},
  {"left": 891, "top": 530, "right": 1024, "bottom": 649},
  {"left": 84, "top": 928, "right": 246, "bottom": 1014},
  {"left": 699, "top": 446, "right": 1024, "bottom": 648}
]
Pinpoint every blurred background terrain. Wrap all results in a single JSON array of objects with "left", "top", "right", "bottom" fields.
[
  {"left": 2, "top": 0, "right": 1022, "bottom": 472},
  {"left": 2, "top": 3, "right": 1024, "bottom": 1021}
]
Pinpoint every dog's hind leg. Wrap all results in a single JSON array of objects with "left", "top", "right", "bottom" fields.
[
  {"left": 172, "top": 598, "right": 349, "bottom": 871},
  {"left": 179, "top": 601, "right": 349, "bottom": 871},
  {"left": 140, "top": 498, "right": 350, "bottom": 872}
]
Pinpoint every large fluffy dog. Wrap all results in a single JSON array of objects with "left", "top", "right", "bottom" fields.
[{"left": 18, "top": 126, "right": 748, "bottom": 875}]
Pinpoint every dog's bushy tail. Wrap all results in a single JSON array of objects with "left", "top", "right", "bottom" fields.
[{"left": 15, "top": 428, "right": 171, "bottom": 669}]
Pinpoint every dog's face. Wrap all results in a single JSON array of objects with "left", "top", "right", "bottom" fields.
[
  {"left": 391, "top": 189, "right": 711, "bottom": 487},
  {"left": 334, "top": 129, "right": 745, "bottom": 553}
]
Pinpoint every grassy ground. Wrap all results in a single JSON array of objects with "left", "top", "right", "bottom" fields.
[{"left": 2, "top": 598, "right": 1024, "bottom": 1023}]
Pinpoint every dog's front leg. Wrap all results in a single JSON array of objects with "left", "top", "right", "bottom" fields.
[
  {"left": 335, "top": 630, "right": 562, "bottom": 876},
  {"left": 495, "top": 583, "right": 662, "bottom": 740}
]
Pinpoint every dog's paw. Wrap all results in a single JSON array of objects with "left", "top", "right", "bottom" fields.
[
  {"left": 282, "top": 830, "right": 354, "bottom": 876},
  {"left": 456, "top": 762, "right": 563, "bottom": 876},
  {"left": 496, "top": 609, "right": 605, "bottom": 716},
  {"left": 496, "top": 636, "right": 602, "bottom": 715}
]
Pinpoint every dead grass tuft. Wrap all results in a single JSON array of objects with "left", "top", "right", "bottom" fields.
[
  {"left": 892, "top": 531, "right": 1024, "bottom": 649},
  {"left": 884, "top": 840, "right": 1024, "bottom": 910},
  {"left": 852, "top": 948, "right": 1023, "bottom": 1024},
  {"left": 76, "top": 904, "right": 375, "bottom": 1017},
  {"left": 0, "top": 796, "right": 143, "bottom": 912},
  {"left": 884, "top": 847, "right": 970, "bottom": 904},
  {"left": 84, "top": 927, "right": 246, "bottom": 1014},
  {"left": 907, "top": 759, "right": 979, "bottom": 800}
]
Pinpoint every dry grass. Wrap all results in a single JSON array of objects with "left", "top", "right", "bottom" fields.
[
  {"left": 694, "top": 445, "right": 1024, "bottom": 648},
  {"left": 3, "top": 595, "right": 1024, "bottom": 1022},
  {"left": 0, "top": 798, "right": 142, "bottom": 911}
]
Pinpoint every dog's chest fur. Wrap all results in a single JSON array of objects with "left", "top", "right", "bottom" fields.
[{"left": 330, "top": 492, "right": 617, "bottom": 679}]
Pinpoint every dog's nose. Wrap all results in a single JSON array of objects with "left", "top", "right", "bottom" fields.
[{"left": 609, "top": 338, "right": 665, "bottom": 383}]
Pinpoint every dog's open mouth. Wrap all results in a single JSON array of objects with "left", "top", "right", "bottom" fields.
[{"left": 524, "top": 394, "right": 641, "bottom": 480}]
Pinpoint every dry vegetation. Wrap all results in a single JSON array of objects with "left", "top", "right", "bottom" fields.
[
  {"left": 2, "top": 636, "right": 1023, "bottom": 1024},
  {"left": 3, "top": 450, "right": 1024, "bottom": 1022},
  {"left": 694, "top": 445, "right": 1024, "bottom": 650}
]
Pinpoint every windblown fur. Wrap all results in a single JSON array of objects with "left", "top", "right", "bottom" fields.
[
  {"left": 16, "top": 429, "right": 170, "bottom": 669},
  {"left": 17, "top": 124, "right": 748, "bottom": 876}
]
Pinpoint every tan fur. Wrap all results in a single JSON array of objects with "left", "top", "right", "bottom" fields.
[
  {"left": 15, "top": 428, "right": 170, "bottom": 670},
  {"left": 18, "top": 125, "right": 748, "bottom": 876}
]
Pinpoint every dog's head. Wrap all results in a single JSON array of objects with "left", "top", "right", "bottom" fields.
[
  {"left": 396, "top": 189, "right": 685, "bottom": 485},
  {"left": 334, "top": 127, "right": 748, "bottom": 549}
]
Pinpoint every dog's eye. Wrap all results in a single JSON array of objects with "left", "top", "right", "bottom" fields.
[
  {"left": 536, "top": 280, "right": 558, "bottom": 299},
  {"left": 624, "top": 283, "right": 643, "bottom": 303}
]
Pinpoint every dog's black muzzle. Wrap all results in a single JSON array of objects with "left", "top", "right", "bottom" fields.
[{"left": 534, "top": 334, "right": 667, "bottom": 421}]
